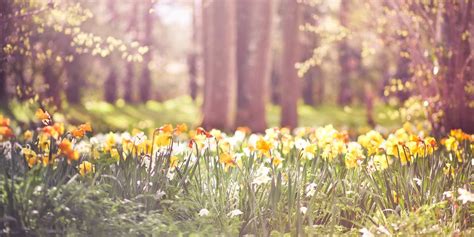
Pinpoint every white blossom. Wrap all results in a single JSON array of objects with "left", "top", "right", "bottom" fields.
[
  {"left": 227, "top": 209, "right": 243, "bottom": 218},
  {"left": 198, "top": 208, "right": 209, "bottom": 217}
]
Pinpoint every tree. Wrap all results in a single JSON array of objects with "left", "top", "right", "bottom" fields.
[
  {"left": 201, "top": 0, "right": 237, "bottom": 131},
  {"left": 386, "top": 0, "right": 474, "bottom": 134},
  {"left": 124, "top": 1, "right": 139, "bottom": 103},
  {"left": 337, "top": 0, "right": 354, "bottom": 106},
  {"left": 188, "top": 0, "right": 199, "bottom": 101},
  {"left": 280, "top": 0, "right": 302, "bottom": 129},
  {"left": 139, "top": 0, "right": 154, "bottom": 103},
  {"left": 104, "top": 0, "right": 119, "bottom": 104},
  {"left": 235, "top": 0, "right": 273, "bottom": 132}
]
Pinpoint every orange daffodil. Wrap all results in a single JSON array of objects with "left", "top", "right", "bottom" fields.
[
  {"left": 71, "top": 123, "right": 92, "bottom": 138},
  {"left": 0, "top": 115, "right": 14, "bottom": 141}
]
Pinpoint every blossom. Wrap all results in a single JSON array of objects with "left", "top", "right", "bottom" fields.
[
  {"left": 219, "top": 152, "right": 236, "bottom": 171},
  {"left": 227, "top": 209, "right": 243, "bottom": 218},
  {"left": 458, "top": 188, "right": 474, "bottom": 204},
  {"left": 300, "top": 206, "right": 307, "bottom": 214},
  {"left": 79, "top": 161, "right": 95, "bottom": 176},
  {"left": 358, "top": 130, "right": 384, "bottom": 156},
  {"left": 252, "top": 166, "right": 272, "bottom": 186},
  {"left": 22, "top": 147, "right": 38, "bottom": 167},
  {"left": 59, "top": 139, "right": 79, "bottom": 162},
  {"left": 35, "top": 108, "right": 51, "bottom": 124},
  {"left": 344, "top": 142, "right": 365, "bottom": 168},
  {"left": 198, "top": 208, "right": 209, "bottom": 217},
  {"left": 360, "top": 228, "right": 374, "bottom": 237},
  {"left": 444, "top": 137, "right": 459, "bottom": 152},
  {"left": 256, "top": 137, "right": 272, "bottom": 157},
  {"left": 71, "top": 123, "right": 92, "bottom": 138},
  {"left": 305, "top": 182, "right": 317, "bottom": 197}
]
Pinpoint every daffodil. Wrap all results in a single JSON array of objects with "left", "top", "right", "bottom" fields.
[
  {"left": 79, "top": 161, "right": 94, "bottom": 176},
  {"left": 345, "top": 142, "right": 365, "bottom": 168},
  {"left": 256, "top": 137, "right": 272, "bottom": 157},
  {"left": 22, "top": 148, "right": 38, "bottom": 167}
]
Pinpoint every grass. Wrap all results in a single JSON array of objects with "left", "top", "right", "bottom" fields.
[{"left": 4, "top": 96, "right": 401, "bottom": 133}]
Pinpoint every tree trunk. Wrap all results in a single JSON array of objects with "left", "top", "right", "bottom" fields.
[
  {"left": 235, "top": 0, "right": 273, "bottom": 132},
  {"left": 124, "top": 1, "right": 139, "bottom": 103},
  {"left": 188, "top": 0, "right": 199, "bottom": 101},
  {"left": 43, "top": 62, "right": 61, "bottom": 108},
  {"left": 337, "top": 0, "right": 353, "bottom": 106},
  {"left": 0, "top": 0, "right": 12, "bottom": 107},
  {"left": 139, "top": 0, "right": 154, "bottom": 102},
  {"left": 104, "top": 0, "right": 118, "bottom": 103},
  {"left": 201, "top": 0, "right": 237, "bottom": 131},
  {"left": 105, "top": 68, "right": 118, "bottom": 103},
  {"left": 280, "top": 0, "right": 302, "bottom": 129},
  {"left": 440, "top": 0, "right": 474, "bottom": 133},
  {"left": 65, "top": 57, "right": 83, "bottom": 104}
]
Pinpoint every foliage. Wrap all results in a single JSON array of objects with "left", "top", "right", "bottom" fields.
[{"left": 0, "top": 110, "right": 473, "bottom": 235}]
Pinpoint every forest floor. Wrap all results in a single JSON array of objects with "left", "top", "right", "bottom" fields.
[{"left": 6, "top": 96, "right": 401, "bottom": 133}]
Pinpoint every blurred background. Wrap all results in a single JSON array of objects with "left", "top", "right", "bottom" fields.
[{"left": 0, "top": 0, "right": 473, "bottom": 135}]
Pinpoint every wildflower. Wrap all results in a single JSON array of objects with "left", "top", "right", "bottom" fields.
[
  {"left": 196, "top": 127, "right": 212, "bottom": 138},
  {"left": 358, "top": 130, "right": 384, "bottom": 156},
  {"left": 0, "top": 126, "right": 13, "bottom": 141},
  {"left": 59, "top": 139, "right": 79, "bottom": 162},
  {"left": 219, "top": 152, "right": 236, "bottom": 171},
  {"left": 71, "top": 123, "right": 92, "bottom": 138},
  {"left": 306, "top": 182, "right": 317, "bottom": 197},
  {"left": 300, "top": 206, "right": 308, "bottom": 214},
  {"left": 78, "top": 161, "right": 94, "bottom": 176},
  {"left": 457, "top": 188, "right": 474, "bottom": 204},
  {"left": 169, "top": 156, "right": 179, "bottom": 168},
  {"left": 256, "top": 137, "right": 272, "bottom": 157},
  {"left": 373, "top": 154, "right": 390, "bottom": 171},
  {"left": 175, "top": 123, "right": 188, "bottom": 135},
  {"left": 0, "top": 115, "right": 10, "bottom": 126},
  {"left": 198, "top": 208, "right": 209, "bottom": 217},
  {"left": 22, "top": 148, "right": 38, "bottom": 167},
  {"left": 210, "top": 129, "right": 223, "bottom": 140},
  {"left": 444, "top": 137, "right": 458, "bottom": 152},
  {"left": 272, "top": 154, "right": 283, "bottom": 167},
  {"left": 227, "top": 209, "right": 243, "bottom": 218},
  {"left": 42, "top": 123, "right": 64, "bottom": 139},
  {"left": 252, "top": 166, "right": 272, "bottom": 186},
  {"left": 23, "top": 130, "right": 33, "bottom": 141},
  {"left": 344, "top": 142, "right": 365, "bottom": 168},
  {"left": 360, "top": 228, "right": 374, "bottom": 237},
  {"left": 159, "top": 124, "right": 173, "bottom": 134},
  {"left": 154, "top": 133, "right": 171, "bottom": 147},
  {"left": 35, "top": 108, "right": 52, "bottom": 125},
  {"left": 110, "top": 148, "right": 120, "bottom": 161}
]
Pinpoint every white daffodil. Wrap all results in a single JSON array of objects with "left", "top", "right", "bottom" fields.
[
  {"left": 227, "top": 209, "right": 243, "bottom": 218},
  {"left": 198, "top": 208, "right": 209, "bottom": 217}
]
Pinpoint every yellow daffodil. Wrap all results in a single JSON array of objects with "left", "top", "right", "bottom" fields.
[{"left": 79, "top": 161, "right": 94, "bottom": 176}]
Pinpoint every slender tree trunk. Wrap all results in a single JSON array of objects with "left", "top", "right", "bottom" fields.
[
  {"left": 201, "top": 0, "right": 237, "bottom": 131},
  {"left": 139, "top": 0, "right": 154, "bottom": 102},
  {"left": 337, "top": 0, "right": 353, "bottom": 106},
  {"left": 105, "top": 0, "right": 118, "bottom": 103},
  {"left": 236, "top": 0, "right": 273, "bottom": 132},
  {"left": 188, "top": 0, "right": 199, "bottom": 101},
  {"left": 65, "top": 60, "right": 82, "bottom": 104},
  {"left": 0, "top": 0, "right": 12, "bottom": 107},
  {"left": 43, "top": 62, "right": 61, "bottom": 108},
  {"left": 124, "top": 1, "right": 139, "bottom": 103},
  {"left": 105, "top": 68, "right": 118, "bottom": 103},
  {"left": 280, "top": 0, "right": 302, "bottom": 129},
  {"left": 202, "top": 0, "right": 213, "bottom": 116}
]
